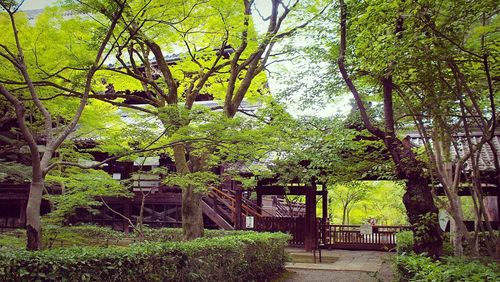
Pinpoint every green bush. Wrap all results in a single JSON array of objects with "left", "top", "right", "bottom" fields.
[
  {"left": 395, "top": 254, "right": 500, "bottom": 282},
  {"left": 137, "top": 227, "right": 256, "bottom": 242},
  {"left": 395, "top": 231, "right": 414, "bottom": 254},
  {"left": 0, "top": 225, "right": 128, "bottom": 250},
  {"left": 398, "top": 230, "right": 497, "bottom": 257},
  {"left": 0, "top": 232, "right": 290, "bottom": 282}
]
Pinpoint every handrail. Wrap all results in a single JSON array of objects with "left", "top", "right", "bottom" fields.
[
  {"left": 209, "top": 187, "right": 262, "bottom": 218},
  {"left": 275, "top": 197, "right": 305, "bottom": 217},
  {"left": 224, "top": 189, "right": 274, "bottom": 217}
]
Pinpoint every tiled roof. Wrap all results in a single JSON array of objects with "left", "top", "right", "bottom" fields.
[{"left": 407, "top": 130, "right": 500, "bottom": 172}]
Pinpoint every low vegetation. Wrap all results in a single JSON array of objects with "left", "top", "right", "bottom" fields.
[
  {"left": 395, "top": 254, "right": 499, "bottom": 282},
  {"left": 394, "top": 231, "right": 500, "bottom": 281},
  {"left": 0, "top": 227, "right": 290, "bottom": 281}
]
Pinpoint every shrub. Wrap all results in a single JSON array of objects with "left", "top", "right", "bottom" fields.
[
  {"left": 398, "top": 230, "right": 497, "bottom": 257},
  {"left": 395, "top": 254, "right": 500, "bottom": 282},
  {"left": 0, "top": 232, "right": 290, "bottom": 282},
  {"left": 395, "top": 231, "right": 414, "bottom": 254},
  {"left": 137, "top": 227, "right": 255, "bottom": 242}
]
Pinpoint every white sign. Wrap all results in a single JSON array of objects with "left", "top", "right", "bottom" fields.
[
  {"left": 245, "top": 216, "right": 254, "bottom": 229},
  {"left": 439, "top": 210, "right": 450, "bottom": 231},
  {"left": 360, "top": 224, "right": 373, "bottom": 235}
]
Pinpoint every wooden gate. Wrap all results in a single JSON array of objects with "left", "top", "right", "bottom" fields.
[
  {"left": 320, "top": 224, "right": 411, "bottom": 251},
  {"left": 254, "top": 217, "right": 411, "bottom": 251},
  {"left": 255, "top": 217, "right": 306, "bottom": 246}
]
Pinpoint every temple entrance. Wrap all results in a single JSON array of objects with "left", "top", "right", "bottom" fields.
[{"left": 255, "top": 216, "right": 410, "bottom": 251}]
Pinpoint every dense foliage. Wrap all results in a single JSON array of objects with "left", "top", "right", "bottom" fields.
[
  {"left": 395, "top": 230, "right": 500, "bottom": 281},
  {"left": 0, "top": 231, "right": 290, "bottom": 281},
  {"left": 329, "top": 181, "right": 407, "bottom": 225},
  {"left": 395, "top": 231, "right": 414, "bottom": 255},
  {"left": 395, "top": 254, "right": 500, "bottom": 282},
  {"left": 0, "top": 226, "right": 274, "bottom": 250}
]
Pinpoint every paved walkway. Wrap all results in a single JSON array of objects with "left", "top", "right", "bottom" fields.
[{"left": 283, "top": 248, "right": 394, "bottom": 282}]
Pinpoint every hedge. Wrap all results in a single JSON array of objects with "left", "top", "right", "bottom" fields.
[
  {"left": 137, "top": 227, "right": 255, "bottom": 242},
  {"left": 395, "top": 254, "right": 500, "bottom": 282},
  {"left": 0, "top": 232, "right": 290, "bottom": 281},
  {"left": 0, "top": 226, "right": 262, "bottom": 250}
]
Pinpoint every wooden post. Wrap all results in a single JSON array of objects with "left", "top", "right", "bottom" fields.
[
  {"left": 322, "top": 184, "right": 328, "bottom": 245},
  {"left": 256, "top": 192, "right": 262, "bottom": 215},
  {"left": 234, "top": 181, "right": 243, "bottom": 230},
  {"left": 322, "top": 186, "right": 328, "bottom": 220},
  {"left": 304, "top": 183, "right": 317, "bottom": 252},
  {"left": 496, "top": 189, "right": 500, "bottom": 224}
]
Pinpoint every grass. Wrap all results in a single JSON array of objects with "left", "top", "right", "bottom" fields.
[{"left": 0, "top": 226, "right": 139, "bottom": 250}]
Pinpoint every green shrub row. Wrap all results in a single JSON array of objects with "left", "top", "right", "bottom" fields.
[
  {"left": 137, "top": 227, "right": 254, "bottom": 242},
  {"left": 395, "top": 254, "right": 500, "bottom": 282},
  {"left": 0, "top": 225, "right": 126, "bottom": 250},
  {"left": 396, "top": 230, "right": 498, "bottom": 256},
  {"left": 0, "top": 225, "right": 275, "bottom": 251},
  {"left": 0, "top": 232, "right": 290, "bottom": 282}
]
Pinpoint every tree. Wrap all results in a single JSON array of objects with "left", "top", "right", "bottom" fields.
[
  {"left": 381, "top": 0, "right": 499, "bottom": 257},
  {"left": 331, "top": 181, "right": 407, "bottom": 225},
  {"left": 336, "top": 0, "right": 444, "bottom": 257},
  {"left": 332, "top": 181, "right": 368, "bottom": 225},
  {"left": 68, "top": 0, "right": 324, "bottom": 240},
  {"left": 305, "top": 0, "right": 500, "bottom": 258},
  {"left": 0, "top": 1, "right": 125, "bottom": 250}
]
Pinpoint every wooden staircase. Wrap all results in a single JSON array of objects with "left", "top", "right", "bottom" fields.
[
  {"left": 275, "top": 198, "right": 306, "bottom": 217},
  {"left": 201, "top": 187, "right": 264, "bottom": 229}
]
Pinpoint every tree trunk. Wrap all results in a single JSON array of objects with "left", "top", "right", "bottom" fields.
[
  {"left": 449, "top": 196, "right": 465, "bottom": 256},
  {"left": 172, "top": 144, "right": 205, "bottom": 240},
  {"left": 182, "top": 186, "right": 204, "bottom": 240},
  {"left": 403, "top": 176, "right": 443, "bottom": 258},
  {"left": 342, "top": 204, "right": 348, "bottom": 225},
  {"left": 26, "top": 180, "right": 44, "bottom": 250}
]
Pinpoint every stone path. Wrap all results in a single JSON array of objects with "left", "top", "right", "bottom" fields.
[{"left": 282, "top": 248, "right": 394, "bottom": 282}]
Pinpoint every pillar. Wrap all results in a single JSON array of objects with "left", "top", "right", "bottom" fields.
[
  {"left": 304, "top": 183, "right": 317, "bottom": 251},
  {"left": 256, "top": 192, "right": 262, "bottom": 215},
  {"left": 322, "top": 184, "right": 328, "bottom": 244},
  {"left": 234, "top": 181, "right": 243, "bottom": 230}
]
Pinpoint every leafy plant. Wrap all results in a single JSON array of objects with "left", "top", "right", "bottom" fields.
[
  {"left": 395, "top": 254, "right": 500, "bottom": 282},
  {"left": 396, "top": 231, "right": 414, "bottom": 255},
  {"left": 0, "top": 232, "right": 291, "bottom": 281}
]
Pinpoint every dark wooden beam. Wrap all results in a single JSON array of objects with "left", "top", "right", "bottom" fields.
[
  {"left": 255, "top": 185, "right": 323, "bottom": 195},
  {"left": 256, "top": 192, "right": 262, "bottom": 214},
  {"left": 304, "top": 182, "right": 317, "bottom": 252},
  {"left": 321, "top": 184, "right": 328, "bottom": 244},
  {"left": 234, "top": 181, "right": 243, "bottom": 230},
  {"left": 433, "top": 185, "right": 499, "bottom": 196}
]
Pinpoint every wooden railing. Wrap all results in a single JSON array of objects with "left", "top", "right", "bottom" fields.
[
  {"left": 0, "top": 217, "right": 24, "bottom": 231},
  {"left": 208, "top": 187, "right": 262, "bottom": 218},
  {"left": 321, "top": 224, "right": 411, "bottom": 251},
  {"left": 275, "top": 198, "right": 305, "bottom": 217}
]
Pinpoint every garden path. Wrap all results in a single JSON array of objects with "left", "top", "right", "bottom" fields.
[{"left": 283, "top": 248, "right": 394, "bottom": 282}]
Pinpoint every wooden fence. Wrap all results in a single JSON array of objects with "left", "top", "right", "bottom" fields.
[
  {"left": 321, "top": 224, "right": 411, "bottom": 251},
  {"left": 253, "top": 218, "right": 411, "bottom": 251},
  {"left": 255, "top": 217, "right": 306, "bottom": 246}
]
